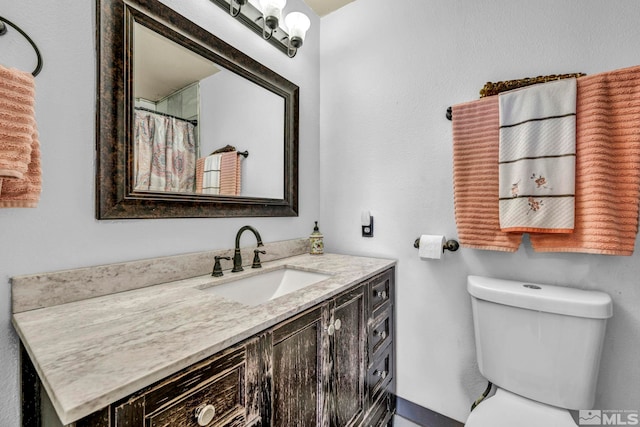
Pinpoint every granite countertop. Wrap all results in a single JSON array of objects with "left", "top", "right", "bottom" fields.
[{"left": 12, "top": 251, "right": 395, "bottom": 424}]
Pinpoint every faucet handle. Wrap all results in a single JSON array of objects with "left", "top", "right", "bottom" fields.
[
  {"left": 212, "top": 256, "right": 231, "bottom": 277},
  {"left": 252, "top": 250, "right": 266, "bottom": 269}
]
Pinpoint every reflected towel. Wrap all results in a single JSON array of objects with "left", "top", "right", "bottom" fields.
[
  {"left": 499, "top": 78, "right": 577, "bottom": 233},
  {"left": 530, "top": 65, "right": 640, "bottom": 255},
  {"left": 219, "top": 151, "right": 241, "bottom": 196},
  {"left": 195, "top": 158, "right": 204, "bottom": 193},
  {"left": 452, "top": 96, "right": 523, "bottom": 252},
  {"left": 198, "top": 154, "right": 221, "bottom": 195},
  {"left": 0, "top": 65, "right": 41, "bottom": 207}
]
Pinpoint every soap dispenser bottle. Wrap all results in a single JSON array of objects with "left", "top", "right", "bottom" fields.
[{"left": 310, "top": 221, "right": 324, "bottom": 255}]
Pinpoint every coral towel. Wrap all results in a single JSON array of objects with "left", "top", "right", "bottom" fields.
[
  {"left": 452, "top": 96, "right": 523, "bottom": 252},
  {"left": 530, "top": 65, "right": 640, "bottom": 255},
  {"left": 219, "top": 151, "right": 241, "bottom": 196},
  {"left": 498, "top": 78, "right": 577, "bottom": 233},
  {"left": 0, "top": 65, "right": 41, "bottom": 208},
  {"left": 195, "top": 157, "right": 204, "bottom": 193},
  {"left": 453, "top": 65, "right": 640, "bottom": 255}
]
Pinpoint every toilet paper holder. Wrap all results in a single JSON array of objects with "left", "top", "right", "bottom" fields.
[{"left": 413, "top": 237, "right": 460, "bottom": 253}]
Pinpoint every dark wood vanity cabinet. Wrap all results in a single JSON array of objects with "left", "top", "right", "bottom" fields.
[
  {"left": 330, "top": 285, "right": 367, "bottom": 426},
  {"left": 269, "top": 283, "right": 367, "bottom": 426},
  {"left": 270, "top": 306, "right": 325, "bottom": 426},
  {"left": 364, "top": 269, "right": 395, "bottom": 427},
  {"left": 252, "top": 267, "right": 397, "bottom": 427},
  {"left": 27, "top": 268, "right": 395, "bottom": 427}
]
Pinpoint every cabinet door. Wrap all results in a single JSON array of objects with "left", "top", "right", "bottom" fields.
[
  {"left": 271, "top": 306, "right": 326, "bottom": 427},
  {"left": 331, "top": 285, "right": 366, "bottom": 427}
]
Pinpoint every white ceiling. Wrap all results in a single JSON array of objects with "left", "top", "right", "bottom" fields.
[
  {"left": 134, "top": 24, "right": 219, "bottom": 102},
  {"left": 303, "top": 0, "right": 356, "bottom": 17}
]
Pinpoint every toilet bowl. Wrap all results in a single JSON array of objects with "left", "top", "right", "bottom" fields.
[{"left": 465, "top": 275, "right": 612, "bottom": 427}]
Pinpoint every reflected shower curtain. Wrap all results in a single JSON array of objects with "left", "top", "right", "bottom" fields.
[{"left": 134, "top": 110, "right": 197, "bottom": 192}]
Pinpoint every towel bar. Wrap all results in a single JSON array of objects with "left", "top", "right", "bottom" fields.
[
  {"left": 447, "top": 72, "right": 586, "bottom": 122},
  {"left": 210, "top": 145, "right": 248, "bottom": 158},
  {"left": 413, "top": 238, "right": 460, "bottom": 253}
]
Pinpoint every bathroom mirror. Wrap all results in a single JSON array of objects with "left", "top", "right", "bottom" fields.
[{"left": 96, "top": 0, "right": 299, "bottom": 219}]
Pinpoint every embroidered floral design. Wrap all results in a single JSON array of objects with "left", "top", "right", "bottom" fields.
[
  {"left": 527, "top": 196, "right": 543, "bottom": 214},
  {"left": 511, "top": 180, "right": 520, "bottom": 198},
  {"left": 531, "top": 173, "right": 552, "bottom": 190}
]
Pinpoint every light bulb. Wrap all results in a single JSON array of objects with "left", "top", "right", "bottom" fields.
[
  {"left": 260, "top": 0, "right": 287, "bottom": 29},
  {"left": 285, "top": 12, "right": 310, "bottom": 48}
]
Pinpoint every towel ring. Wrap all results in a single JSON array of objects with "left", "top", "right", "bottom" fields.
[{"left": 0, "top": 16, "right": 43, "bottom": 77}]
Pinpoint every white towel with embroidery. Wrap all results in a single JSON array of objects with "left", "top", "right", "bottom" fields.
[
  {"left": 202, "top": 154, "right": 221, "bottom": 194},
  {"left": 498, "top": 78, "right": 577, "bottom": 233}
]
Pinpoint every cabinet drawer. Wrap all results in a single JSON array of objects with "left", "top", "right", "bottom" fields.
[
  {"left": 367, "top": 343, "right": 393, "bottom": 405},
  {"left": 114, "top": 346, "right": 246, "bottom": 427},
  {"left": 148, "top": 366, "right": 245, "bottom": 427},
  {"left": 368, "top": 306, "right": 392, "bottom": 363},
  {"left": 369, "top": 270, "right": 393, "bottom": 314},
  {"left": 364, "top": 392, "right": 394, "bottom": 427}
]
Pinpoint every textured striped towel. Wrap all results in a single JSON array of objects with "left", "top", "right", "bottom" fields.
[
  {"left": 219, "top": 151, "right": 241, "bottom": 196},
  {"left": 195, "top": 158, "right": 204, "bottom": 193},
  {"left": 0, "top": 65, "right": 41, "bottom": 208},
  {"left": 202, "top": 154, "right": 222, "bottom": 194},
  {"left": 530, "top": 65, "right": 640, "bottom": 255},
  {"left": 452, "top": 96, "right": 523, "bottom": 252},
  {"left": 499, "top": 78, "right": 577, "bottom": 233}
]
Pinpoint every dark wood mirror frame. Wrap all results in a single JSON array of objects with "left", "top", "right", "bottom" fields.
[{"left": 96, "top": 0, "right": 299, "bottom": 219}]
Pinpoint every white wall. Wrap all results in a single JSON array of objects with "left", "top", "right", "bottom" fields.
[
  {"left": 0, "top": 0, "right": 319, "bottom": 424},
  {"left": 320, "top": 0, "right": 640, "bottom": 422},
  {"left": 201, "top": 70, "right": 284, "bottom": 198}
]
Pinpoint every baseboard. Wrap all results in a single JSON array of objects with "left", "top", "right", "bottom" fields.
[{"left": 396, "top": 396, "right": 465, "bottom": 427}]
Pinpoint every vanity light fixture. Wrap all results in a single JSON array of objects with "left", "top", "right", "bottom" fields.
[
  {"left": 209, "top": 0, "right": 310, "bottom": 58},
  {"left": 284, "top": 11, "right": 310, "bottom": 57},
  {"left": 259, "top": 0, "right": 286, "bottom": 40},
  {"left": 230, "top": 0, "right": 247, "bottom": 17}
]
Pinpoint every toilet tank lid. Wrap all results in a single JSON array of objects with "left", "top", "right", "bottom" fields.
[{"left": 467, "top": 275, "right": 613, "bottom": 319}]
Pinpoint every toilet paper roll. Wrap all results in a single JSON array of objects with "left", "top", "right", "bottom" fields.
[{"left": 419, "top": 235, "right": 446, "bottom": 260}]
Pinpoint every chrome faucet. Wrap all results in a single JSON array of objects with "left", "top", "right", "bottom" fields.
[{"left": 232, "top": 225, "right": 264, "bottom": 272}]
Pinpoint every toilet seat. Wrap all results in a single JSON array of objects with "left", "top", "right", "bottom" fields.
[{"left": 465, "top": 388, "right": 577, "bottom": 427}]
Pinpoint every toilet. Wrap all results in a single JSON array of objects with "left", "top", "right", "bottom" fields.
[{"left": 465, "top": 275, "right": 613, "bottom": 427}]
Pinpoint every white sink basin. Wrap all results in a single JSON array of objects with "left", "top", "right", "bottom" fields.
[{"left": 199, "top": 267, "right": 332, "bottom": 306}]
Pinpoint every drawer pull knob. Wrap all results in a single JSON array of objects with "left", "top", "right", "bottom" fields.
[
  {"left": 326, "top": 323, "right": 335, "bottom": 336},
  {"left": 195, "top": 404, "right": 216, "bottom": 426},
  {"left": 374, "top": 369, "right": 388, "bottom": 379},
  {"left": 373, "top": 290, "right": 387, "bottom": 299},
  {"left": 326, "top": 318, "right": 342, "bottom": 336},
  {"left": 374, "top": 330, "right": 387, "bottom": 339}
]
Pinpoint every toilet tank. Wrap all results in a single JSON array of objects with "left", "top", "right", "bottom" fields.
[{"left": 467, "top": 275, "right": 612, "bottom": 410}]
